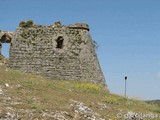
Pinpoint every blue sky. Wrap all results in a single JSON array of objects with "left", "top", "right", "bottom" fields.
[{"left": 1, "top": 0, "right": 160, "bottom": 100}]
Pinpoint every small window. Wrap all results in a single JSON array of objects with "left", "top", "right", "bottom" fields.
[{"left": 56, "top": 36, "right": 64, "bottom": 49}]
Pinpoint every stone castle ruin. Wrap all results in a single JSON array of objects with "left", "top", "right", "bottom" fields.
[{"left": 0, "top": 20, "right": 108, "bottom": 89}]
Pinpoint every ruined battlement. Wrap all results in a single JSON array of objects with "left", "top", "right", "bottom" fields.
[
  {"left": 0, "top": 20, "right": 108, "bottom": 90},
  {"left": 68, "top": 23, "right": 89, "bottom": 31}
]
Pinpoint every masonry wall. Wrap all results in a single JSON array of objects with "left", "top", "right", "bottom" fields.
[{"left": 9, "top": 23, "right": 108, "bottom": 89}]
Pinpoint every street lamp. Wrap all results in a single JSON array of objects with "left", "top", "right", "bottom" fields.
[{"left": 125, "top": 76, "right": 127, "bottom": 98}]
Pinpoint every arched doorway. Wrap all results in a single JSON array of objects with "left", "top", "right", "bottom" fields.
[{"left": 0, "top": 32, "right": 12, "bottom": 58}]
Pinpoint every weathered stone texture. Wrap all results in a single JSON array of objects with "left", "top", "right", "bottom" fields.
[{"left": 9, "top": 22, "right": 108, "bottom": 89}]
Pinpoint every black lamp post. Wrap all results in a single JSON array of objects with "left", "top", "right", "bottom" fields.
[{"left": 125, "top": 76, "right": 127, "bottom": 98}]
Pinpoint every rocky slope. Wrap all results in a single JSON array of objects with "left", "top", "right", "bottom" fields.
[{"left": 0, "top": 65, "right": 160, "bottom": 120}]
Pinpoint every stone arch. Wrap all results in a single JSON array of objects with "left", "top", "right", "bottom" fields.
[
  {"left": 0, "top": 31, "right": 13, "bottom": 58},
  {"left": 0, "top": 33, "right": 12, "bottom": 43}
]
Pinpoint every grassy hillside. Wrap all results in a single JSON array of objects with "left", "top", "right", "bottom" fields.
[
  {"left": 0, "top": 65, "right": 160, "bottom": 119},
  {"left": 146, "top": 100, "right": 160, "bottom": 107}
]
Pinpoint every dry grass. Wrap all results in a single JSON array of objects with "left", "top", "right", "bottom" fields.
[{"left": 0, "top": 66, "right": 160, "bottom": 119}]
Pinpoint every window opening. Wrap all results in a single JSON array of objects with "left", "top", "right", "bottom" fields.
[{"left": 56, "top": 36, "right": 64, "bottom": 49}]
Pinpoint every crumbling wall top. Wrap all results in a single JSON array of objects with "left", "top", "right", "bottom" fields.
[
  {"left": 68, "top": 23, "right": 89, "bottom": 31},
  {"left": 18, "top": 20, "right": 89, "bottom": 31}
]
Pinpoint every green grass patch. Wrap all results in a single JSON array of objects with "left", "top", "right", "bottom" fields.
[{"left": 73, "top": 81, "right": 102, "bottom": 92}]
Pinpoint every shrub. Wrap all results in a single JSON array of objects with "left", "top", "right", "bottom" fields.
[
  {"left": 102, "top": 94, "right": 121, "bottom": 105},
  {"left": 19, "top": 20, "right": 34, "bottom": 28},
  {"left": 74, "top": 82, "right": 101, "bottom": 92}
]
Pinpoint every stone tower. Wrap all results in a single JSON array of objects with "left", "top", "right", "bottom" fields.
[{"left": 8, "top": 20, "right": 108, "bottom": 90}]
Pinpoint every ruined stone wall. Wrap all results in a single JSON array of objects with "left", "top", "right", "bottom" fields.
[{"left": 9, "top": 22, "right": 108, "bottom": 89}]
